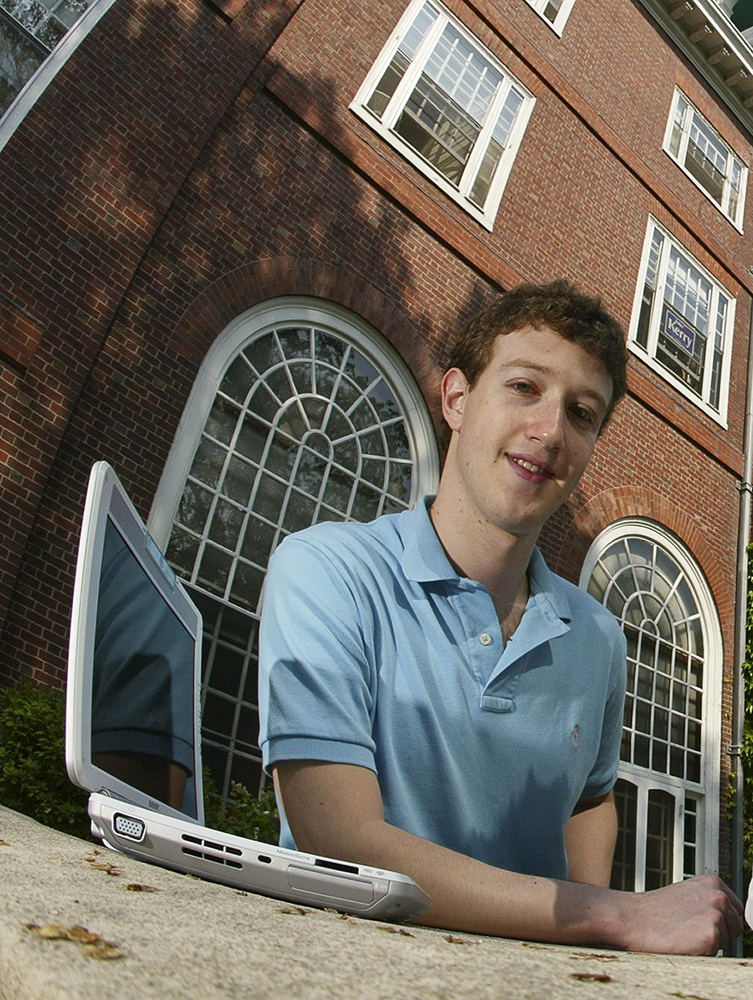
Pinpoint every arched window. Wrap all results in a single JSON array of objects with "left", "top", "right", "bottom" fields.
[
  {"left": 150, "top": 298, "right": 440, "bottom": 797},
  {"left": 580, "top": 520, "right": 722, "bottom": 890}
]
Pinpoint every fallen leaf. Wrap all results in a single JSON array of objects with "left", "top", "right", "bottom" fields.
[
  {"left": 0, "top": 839, "right": 10, "bottom": 846},
  {"left": 83, "top": 941, "right": 125, "bottom": 960},
  {"left": 570, "top": 952, "right": 620, "bottom": 962},
  {"left": 24, "top": 923, "right": 124, "bottom": 959},
  {"left": 277, "top": 906, "right": 311, "bottom": 915},
  {"left": 570, "top": 972, "right": 613, "bottom": 983},
  {"left": 444, "top": 934, "right": 477, "bottom": 945},
  {"left": 377, "top": 925, "right": 415, "bottom": 936},
  {"left": 124, "top": 883, "right": 157, "bottom": 892},
  {"left": 85, "top": 855, "right": 122, "bottom": 876}
]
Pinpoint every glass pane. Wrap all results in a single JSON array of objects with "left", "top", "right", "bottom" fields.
[
  {"left": 645, "top": 789, "right": 675, "bottom": 890},
  {"left": 239, "top": 516, "right": 277, "bottom": 568},
  {"left": 235, "top": 415, "right": 268, "bottom": 464},
  {"left": 206, "top": 397, "right": 241, "bottom": 446},
  {"left": 277, "top": 327, "right": 311, "bottom": 361},
  {"left": 197, "top": 544, "right": 233, "bottom": 596},
  {"left": 0, "top": 14, "right": 46, "bottom": 117},
  {"left": 281, "top": 490, "right": 318, "bottom": 534},
  {"left": 229, "top": 560, "right": 264, "bottom": 613},
  {"left": 220, "top": 355, "right": 256, "bottom": 405},
  {"left": 166, "top": 525, "right": 200, "bottom": 576},
  {"left": 610, "top": 779, "right": 637, "bottom": 891},
  {"left": 384, "top": 420, "right": 411, "bottom": 460},
  {"left": 243, "top": 333, "right": 281, "bottom": 375},
  {"left": 177, "top": 481, "right": 213, "bottom": 534},
  {"left": 191, "top": 437, "right": 226, "bottom": 490},
  {"left": 208, "top": 498, "right": 244, "bottom": 550},
  {"left": 223, "top": 455, "right": 256, "bottom": 507},
  {"left": 205, "top": 646, "right": 245, "bottom": 699}
]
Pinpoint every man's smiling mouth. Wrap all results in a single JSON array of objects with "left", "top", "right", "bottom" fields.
[{"left": 511, "top": 457, "right": 553, "bottom": 477}]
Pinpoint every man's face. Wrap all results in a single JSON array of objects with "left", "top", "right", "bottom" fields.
[{"left": 441, "top": 324, "right": 613, "bottom": 544}]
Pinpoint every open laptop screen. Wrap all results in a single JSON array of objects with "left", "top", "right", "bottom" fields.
[{"left": 66, "top": 462, "right": 204, "bottom": 822}]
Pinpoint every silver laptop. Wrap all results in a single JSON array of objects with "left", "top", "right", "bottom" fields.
[{"left": 65, "top": 461, "right": 430, "bottom": 921}]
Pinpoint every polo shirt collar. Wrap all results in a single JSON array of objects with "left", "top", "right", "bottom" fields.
[{"left": 399, "top": 495, "right": 573, "bottom": 625}]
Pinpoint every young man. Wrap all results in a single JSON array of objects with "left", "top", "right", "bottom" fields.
[{"left": 258, "top": 281, "right": 743, "bottom": 953}]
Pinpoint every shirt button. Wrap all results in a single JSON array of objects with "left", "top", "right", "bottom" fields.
[{"left": 479, "top": 633, "right": 493, "bottom": 646}]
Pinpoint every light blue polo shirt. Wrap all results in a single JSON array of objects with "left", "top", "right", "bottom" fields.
[{"left": 258, "top": 498, "right": 626, "bottom": 880}]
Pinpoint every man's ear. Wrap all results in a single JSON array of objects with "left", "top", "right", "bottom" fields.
[{"left": 441, "top": 368, "right": 468, "bottom": 432}]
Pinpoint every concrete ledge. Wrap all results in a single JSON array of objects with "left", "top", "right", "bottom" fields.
[{"left": 1, "top": 804, "right": 751, "bottom": 1000}]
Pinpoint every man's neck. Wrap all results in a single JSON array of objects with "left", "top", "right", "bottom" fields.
[{"left": 428, "top": 493, "right": 537, "bottom": 629}]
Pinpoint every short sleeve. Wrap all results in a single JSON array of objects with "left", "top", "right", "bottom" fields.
[
  {"left": 581, "top": 623, "right": 627, "bottom": 800},
  {"left": 258, "top": 532, "right": 378, "bottom": 773}
]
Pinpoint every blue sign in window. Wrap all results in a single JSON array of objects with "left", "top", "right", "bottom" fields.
[{"left": 663, "top": 307, "right": 696, "bottom": 357}]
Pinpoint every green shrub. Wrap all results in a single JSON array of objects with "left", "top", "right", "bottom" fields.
[
  {"left": 202, "top": 769, "right": 279, "bottom": 844},
  {"left": 0, "top": 678, "right": 280, "bottom": 849},
  {"left": 0, "top": 679, "right": 91, "bottom": 839}
]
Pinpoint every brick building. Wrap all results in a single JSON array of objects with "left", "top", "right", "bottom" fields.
[{"left": 1, "top": 0, "right": 751, "bottom": 902}]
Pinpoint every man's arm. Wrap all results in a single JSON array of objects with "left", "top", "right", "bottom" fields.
[
  {"left": 565, "top": 791, "right": 618, "bottom": 887},
  {"left": 273, "top": 759, "right": 743, "bottom": 955}
]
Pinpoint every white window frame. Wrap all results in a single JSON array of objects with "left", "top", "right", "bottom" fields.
[
  {"left": 580, "top": 518, "right": 723, "bottom": 887},
  {"left": 0, "top": 0, "right": 115, "bottom": 154},
  {"left": 663, "top": 88, "right": 748, "bottom": 230},
  {"left": 628, "top": 216, "right": 735, "bottom": 427},
  {"left": 149, "top": 297, "right": 440, "bottom": 547},
  {"left": 149, "top": 297, "right": 441, "bottom": 798},
  {"left": 523, "top": 0, "right": 577, "bottom": 36},
  {"left": 350, "top": 0, "right": 534, "bottom": 230}
]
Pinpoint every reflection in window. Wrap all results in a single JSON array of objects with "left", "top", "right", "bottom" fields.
[
  {"left": 630, "top": 217, "right": 734, "bottom": 424},
  {"left": 523, "top": 0, "right": 577, "bottom": 33},
  {"left": 588, "top": 533, "right": 705, "bottom": 786},
  {"left": 664, "top": 88, "right": 746, "bottom": 227},
  {"left": 0, "top": 0, "right": 96, "bottom": 117},
  {"left": 611, "top": 779, "right": 637, "bottom": 891},
  {"left": 584, "top": 521, "right": 719, "bottom": 891},
  {"left": 352, "top": 0, "right": 533, "bottom": 228},
  {"left": 161, "top": 309, "right": 438, "bottom": 797}
]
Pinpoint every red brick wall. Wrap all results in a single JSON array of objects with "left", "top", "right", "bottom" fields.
[{"left": 0, "top": 0, "right": 747, "bottom": 873}]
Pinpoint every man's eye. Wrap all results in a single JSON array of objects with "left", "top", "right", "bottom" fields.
[{"left": 572, "top": 406, "right": 594, "bottom": 424}]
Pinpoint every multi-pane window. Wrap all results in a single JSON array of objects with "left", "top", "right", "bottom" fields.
[
  {"left": 523, "top": 0, "right": 576, "bottom": 34},
  {"left": 351, "top": 0, "right": 534, "bottom": 229},
  {"left": 582, "top": 521, "right": 721, "bottom": 891},
  {"left": 151, "top": 300, "right": 440, "bottom": 799},
  {"left": 0, "top": 0, "right": 96, "bottom": 118},
  {"left": 664, "top": 89, "right": 747, "bottom": 227},
  {"left": 630, "top": 218, "right": 734, "bottom": 425}
]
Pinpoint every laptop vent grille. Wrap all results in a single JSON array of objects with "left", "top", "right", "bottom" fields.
[{"left": 181, "top": 833, "right": 243, "bottom": 869}]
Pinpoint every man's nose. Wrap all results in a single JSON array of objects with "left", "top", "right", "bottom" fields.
[{"left": 527, "top": 400, "right": 565, "bottom": 448}]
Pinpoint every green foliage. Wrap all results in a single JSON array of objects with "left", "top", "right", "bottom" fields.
[
  {"left": 0, "top": 678, "right": 279, "bottom": 851},
  {"left": 0, "top": 679, "right": 91, "bottom": 840},
  {"left": 202, "top": 769, "right": 280, "bottom": 845}
]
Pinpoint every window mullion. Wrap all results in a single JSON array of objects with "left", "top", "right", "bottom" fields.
[
  {"left": 647, "top": 230, "right": 671, "bottom": 358},
  {"left": 459, "top": 78, "right": 509, "bottom": 199},
  {"left": 380, "top": 11, "right": 447, "bottom": 131}
]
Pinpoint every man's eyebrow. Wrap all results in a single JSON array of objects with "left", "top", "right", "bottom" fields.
[{"left": 497, "top": 359, "right": 611, "bottom": 410}]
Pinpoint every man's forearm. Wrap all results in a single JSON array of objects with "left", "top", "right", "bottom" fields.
[
  {"left": 273, "top": 760, "right": 743, "bottom": 954},
  {"left": 565, "top": 792, "right": 618, "bottom": 887}
]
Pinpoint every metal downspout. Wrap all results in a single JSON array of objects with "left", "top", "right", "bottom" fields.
[{"left": 730, "top": 304, "right": 753, "bottom": 955}]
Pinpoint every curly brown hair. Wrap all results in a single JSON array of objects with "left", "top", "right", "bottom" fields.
[{"left": 448, "top": 280, "right": 627, "bottom": 429}]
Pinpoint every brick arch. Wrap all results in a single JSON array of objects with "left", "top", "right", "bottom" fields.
[
  {"left": 167, "top": 257, "right": 443, "bottom": 424},
  {"left": 554, "top": 486, "right": 727, "bottom": 615}
]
